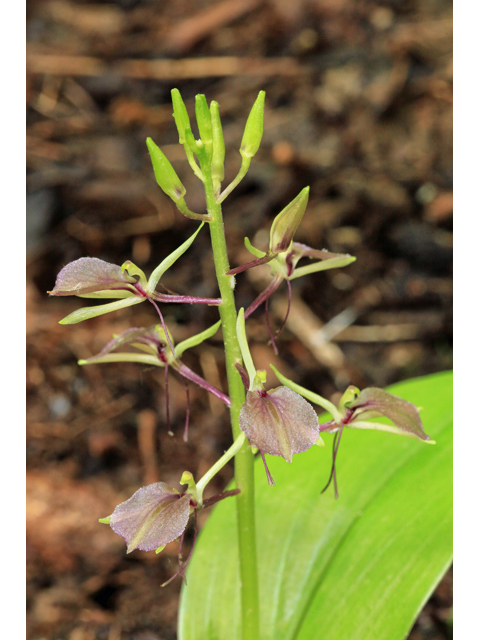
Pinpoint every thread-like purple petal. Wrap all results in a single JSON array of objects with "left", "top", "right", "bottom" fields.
[
  {"left": 50, "top": 257, "right": 137, "bottom": 296},
  {"left": 349, "top": 388, "right": 430, "bottom": 441}
]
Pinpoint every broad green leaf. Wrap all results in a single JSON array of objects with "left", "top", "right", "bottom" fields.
[{"left": 178, "top": 371, "right": 452, "bottom": 640}]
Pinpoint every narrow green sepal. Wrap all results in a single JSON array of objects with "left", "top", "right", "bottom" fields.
[
  {"left": 236, "top": 308, "right": 257, "bottom": 390},
  {"left": 155, "top": 544, "right": 166, "bottom": 554},
  {"left": 147, "top": 223, "right": 204, "bottom": 295},
  {"left": 146, "top": 137, "right": 186, "bottom": 203},
  {"left": 175, "top": 320, "right": 222, "bottom": 359},
  {"left": 315, "top": 435, "right": 325, "bottom": 447},
  {"left": 99, "top": 516, "right": 111, "bottom": 524},
  {"left": 270, "top": 364, "right": 342, "bottom": 422},
  {"left": 59, "top": 296, "right": 142, "bottom": 325},
  {"left": 240, "top": 90, "right": 265, "bottom": 159},
  {"left": 269, "top": 187, "right": 309, "bottom": 255}
]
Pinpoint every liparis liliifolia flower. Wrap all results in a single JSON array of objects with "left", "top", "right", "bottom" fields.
[
  {"left": 226, "top": 189, "right": 355, "bottom": 353},
  {"left": 100, "top": 474, "right": 239, "bottom": 586},
  {"left": 48, "top": 223, "right": 221, "bottom": 354},
  {"left": 236, "top": 309, "right": 322, "bottom": 485},
  {"left": 79, "top": 321, "right": 229, "bottom": 440},
  {"left": 271, "top": 366, "right": 435, "bottom": 498}
]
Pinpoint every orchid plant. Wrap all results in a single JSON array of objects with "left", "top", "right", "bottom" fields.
[{"left": 50, "top": 90, "right": 434, "bottom": 640}]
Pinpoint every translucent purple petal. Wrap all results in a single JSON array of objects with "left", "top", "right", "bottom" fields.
[
  {"left": 239, "top": 386, "right": 320, "bottom": 462},
  {"left": 85, "top": 326, "right": 163, "bottom": 362},
  {"left": 349, "top": 388, "right": 430, "bottom": 441},
  {"left": 110, "top": 482, "right": 191, "bottom": 553},
  {"left": 50, "top": 257, "right": 138, "bottom": 296}
]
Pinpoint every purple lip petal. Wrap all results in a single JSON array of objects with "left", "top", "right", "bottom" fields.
[
  {"left": 50, "top": 257, "right": 138, "bottom": 296},
  {"left": 349, "top": 388, "right": 430, "bottom": 441},
  {"left": 109, "top": 483, "right": 191, "bottom": 553},
  {"left": 84, "top": 327, "right": 161, "bottom": 362},
  {"left": 239, "top": 386, "right": 319, "bottom": 462}
]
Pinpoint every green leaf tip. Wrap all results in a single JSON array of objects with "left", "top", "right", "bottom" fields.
[{"left": 155, "top": 544, "right": 166, "bottom": 554}]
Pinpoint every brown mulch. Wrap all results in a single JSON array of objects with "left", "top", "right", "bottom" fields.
[{"left": 27, "top": 1, "right": 452, "bottom": 639}]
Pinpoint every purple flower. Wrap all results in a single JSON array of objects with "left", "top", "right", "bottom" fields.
[
  {"left": 224, "top": 187, "right": 354, "bottom": 355},
  {"left": 239, "top": 384, "right": 321, "bottom": 485},
  {"left": 317, "top": 386, "right": 434, "bottom": 498},
  {"left": 79, "top": 322, "right": 230, "bottom": 440},
  {"left": 100, "top": 480, "right": 239, "bottom": 585},
  {"left": 48, "top": 225, "right": 221, "bottom": 353}
]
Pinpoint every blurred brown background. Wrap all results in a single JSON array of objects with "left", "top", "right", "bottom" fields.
[{"left": 26, "top": 1, "right": 453, "bottom": 639}]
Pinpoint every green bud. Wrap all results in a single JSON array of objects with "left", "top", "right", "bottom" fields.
[
  {"left": 195, "top": 94, "right": 213, "bottom": 159},
  {"left": 269, "top": 187, "right": 310, "bottom": 254},
  {"left": 171, "top": 88, "right": 192, "bottom": 146},
  {"left": 210, "top": 101, "right": 225, "bottom": 185},
  {"left": 146, "top": 137, "right": 186, "bottom": 203},
  {"left": 240, "top": 90, "right": 265, "bottom": 159}
]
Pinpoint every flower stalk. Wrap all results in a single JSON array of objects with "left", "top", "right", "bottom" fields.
[{"left": 202, "top": 155, "right": 261, "bottom": 640}]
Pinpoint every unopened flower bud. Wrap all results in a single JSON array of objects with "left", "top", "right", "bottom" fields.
[
  {"left": 269, "top": 187, "right": 310, "bottom": 255},
  {"left": 195, "top": 94, "right": 213, "bottom": 157},
  {"left": 210, "top": 100, "right": 225, "bottom": 185},
  {"left": 171, "top": 88, "right": 193, "bottom": 146},
  {"left": 146, "top": 137, "right": 186, "bottom": 203},
  {"left": 240, "top": 91, "right": 265, "bottom": 159}
]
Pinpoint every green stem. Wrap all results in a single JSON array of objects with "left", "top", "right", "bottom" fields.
[
  {"left": 217, "top": 156, "right": 250, "bottom": 203},
  {"left": 203, "top": 162, "right": 260, "bottom": 640},
  {"left": 196, "top": 432, "right": 246, "bottom": 503}
]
